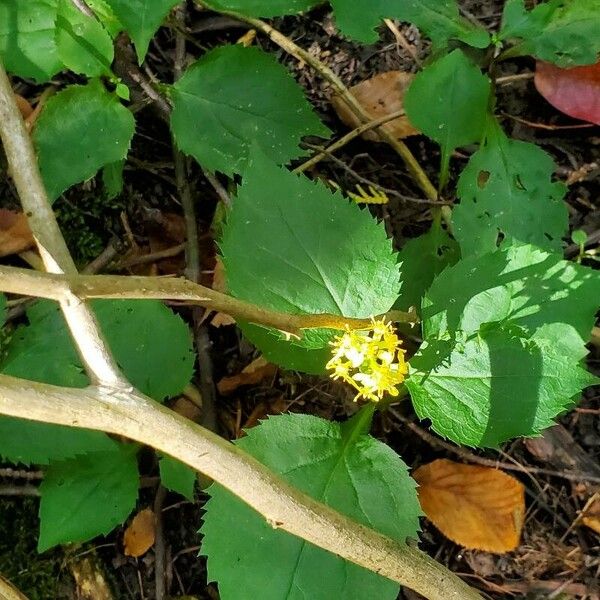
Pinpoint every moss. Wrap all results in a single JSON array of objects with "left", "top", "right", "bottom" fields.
[
  {"left": 54, "top": 185, "right": 125, "bottom": 266},
  {"left": 0, "top": 497, "right": 69, "bottom": 599}
]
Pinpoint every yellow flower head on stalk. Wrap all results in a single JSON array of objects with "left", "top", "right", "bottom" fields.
[{"left": 326, "top": 318, "right": 408, "bottom": 402}]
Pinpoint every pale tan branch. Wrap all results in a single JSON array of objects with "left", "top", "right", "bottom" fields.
[
  {"left": 0, "top": 575, "right": 29, "bottom": 600},
  {"left": 0, "top": 374, "right": 481, "bottom": 600},
  {"left": 0, "top": 60, "right": 127, "bottom": 389},
  {"left": 0, "top": 265, "right": 419, "bottom": 334}
]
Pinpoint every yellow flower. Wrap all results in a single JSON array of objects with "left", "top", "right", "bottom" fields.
[{"left": 326, "top": 318, "right": 408, "bottom": 402}]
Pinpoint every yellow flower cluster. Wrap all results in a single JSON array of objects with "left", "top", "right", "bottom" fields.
[{"left": 326, "top": 318, "right": 408, "bottom": 402}]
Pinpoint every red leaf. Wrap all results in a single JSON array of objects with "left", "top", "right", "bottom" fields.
[{"left": 534, "top": 60, "right": 600, "bottom": 126}]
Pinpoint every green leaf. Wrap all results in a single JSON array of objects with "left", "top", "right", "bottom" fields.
[
  {"left": 330, "top": 0, "right": 490, "bottom": 47},
  {"left": 220, "top": 151, "right": 400, "bottom": 373},
  {"left": 500, "top": 0, "right": 600, "bottom": 67},
  {"left": 407, "top": 243, "right": 600, "bottom": 447},
  {"left": 207, "top": 0, "right": 489, "bottom": 47},
  {"left": 170, "top": 45, "right": 329, "bottom": 176},
  {"left": 0, "top": 294, "right": 6, "bottom": 326},
  {"left": 38, "top": 445, "right": 139, "bottom": 551},
  {"left": 201, "top": 413, "right": 420, "bottom": 600},
  {"left": 422, "top": 243, "right": 600, "bottom": 343},
  {"left": 404, "top": 49, "right": 491, "bottom": 185},
  {"left": 105, "top": 0, "right": 179, "bottom": 63},
  {"left": 33, "top": 80, "right": 135, "bottom": 202},
  {"left": 207, "top": 0, "right": 317, "bottom": 16},
  {"left": 407, "top": 324, "right": 596, "bottom": 447},
  {"left": 454, "top": 120, "right": 567, "bottom": 257},
  {"left": 0, "top": 417, "right": 116, "bottom": 466},
  {"left": 86, "top": 0, "right": 123, "bottom": 37},
  {"left": 0, "top": 0, "right": 63, "bottom": 82},
  {"left": 395, "top": 223, "right": 459, "bottom": 314},
  {"left": 102, "top": 160, "right": 125, "bottom": 199},
  {"left": 2, "top": 299, "right": 195, "bottom": 401},
  {"left": 159, "top": 454, "right": 196, "bottom": 501},
  {"left": 55, "top": 0, "right": 113, "bottom": 77}
]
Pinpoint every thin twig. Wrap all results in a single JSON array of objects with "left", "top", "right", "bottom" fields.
[
  {"left": 294, "top": 109, "right": 407, "bottom": 174},
  {"left": 153, "top": 486, "right": 168, "bottom": 600},
  {"left": 0, "top": 575, "right": 29, "bottom": 600}
]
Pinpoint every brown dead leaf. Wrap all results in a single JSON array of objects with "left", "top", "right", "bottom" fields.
[
  {"left": 210, "top": 256, "right": 236, "bottom": 327},
  {"left": 217, "top": 356, "right": 277, "bottom": 395},
  {"left": 331, "top": 71, "right": 420, "bottom": 142},
  {"left": 0, "top": 209, "right": 35, "bottom": 257},
  {"left": 15, "top": 94, "right": 34, "bottom": 119},
  {"left": 413, "top": 458, "right": 525, "bottom": 553},
  {"left": 123, "top": 508, "right": 156, "bottom": 557},
  {"left": 581, "top": 494, "right": 600, "bottom": 535}
]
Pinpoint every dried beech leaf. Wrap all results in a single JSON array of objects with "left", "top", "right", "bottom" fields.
[
  {"left": 15, "top": 94, "right": 33, "bottom": 119},
  {"left": 0, "top": 209, "right": 35, "bottom": 257},
  {"left": 535, "top": 60, "right": 600, "bottom": 126},
  {"left": 217, "top": 356, "right": 277, "bottom": 395},
  {"left": 211, "top": 257, "right": 236, "bottom": 327},
  {"left": 331, "top": 71, "right": 420, "bottom": 142},
  {"left": 123, "top": 508, "right": 156, "bottom": 557},
  {"left": 413, "top": 458, "right": 525, "bottom": 553}
]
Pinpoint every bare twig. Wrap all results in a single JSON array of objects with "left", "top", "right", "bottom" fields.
[
  {"left": 153, "top": 486, "right": 168, "bottom": 600},
  {"left": 0, "top": 575, "right": 29, "bottom": 600}
]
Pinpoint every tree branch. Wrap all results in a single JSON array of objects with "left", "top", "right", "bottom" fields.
[
  {"left": 0, "top": 61, "right": 127, "bottom": 389},
  {"left": 0, "top": 374, "right": 481, "bottom": 600}
]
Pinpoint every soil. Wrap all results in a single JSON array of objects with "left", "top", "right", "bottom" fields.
[{"left": 1, "top": 1, "right": 599, "bottom": 599}]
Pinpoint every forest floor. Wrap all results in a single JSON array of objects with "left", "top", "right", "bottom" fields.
[{"left": 1, "top": 1, "right": 599, "bottom": 599}]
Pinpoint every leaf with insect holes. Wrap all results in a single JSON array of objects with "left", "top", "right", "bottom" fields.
[
  {"left": 171, "top": 45, "right": 329, "bottom": 176},
  {"left": 404, "top": 50, "right": 491, "bottom": 184},
  {"left": 2, "top": 299, "right": 194, "bottom": 401},
  {"left": 55, "top": 0, "right": 113, "bottom": 77},
  {"left": 105, "top": 0, "right": 180, "bottom": 63},
  {"left": 33, "top": 80, "right": 135, "bottom": 202},
  {"left": 0, "top": 0, "right": 63, "bottom": 82},
  {"left": 500, "top": 0, "right": 600, "bottom": 67},
  {"left": 201, "top": 413, "right": 421, "bottom": 600},
  {"left": 38, "top": 444, "right": 139, "bottom": 551},
  {"left": 220, "top": 150, "right": 400, "bottom": 374},
  {"left": 535, "top": 60, "right": 600, "bottom": 126},
  {"left": 453, "top": 119, "right": 567, "bottom": 257},
  {"left": 414, "top": 459, "right": 525, "bottom": 553}
]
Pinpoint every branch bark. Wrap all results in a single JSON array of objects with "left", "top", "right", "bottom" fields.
[{"left": 0, "top": 375, "right": 481, "bottom": 600}]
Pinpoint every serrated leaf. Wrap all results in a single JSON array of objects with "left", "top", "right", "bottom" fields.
[
  {"left": 0, "top": 0, "right": 63, "bottom": 82},
  {"left": 395, "top": 224, "right": 459, "bottom": 313},
  {"left": 159, "top": 455, "right": 196, "bottom": 501},
  {"left": 207, "top": 0, "right": 489, "bottom": 47},
  {"left": 454, "top": 120, "right": 567, "bottom": 257},
  {"left": 201, "top": 413, "right": 420, "bottom": 600},
  {"left": 86, "top": 0, "right": 123, "bottom": 37},
  {"left": 33, "top": 80, "right": 135, "bottom": 202},
  {"left": 500, "top": 0, "right": 600, "bottom": 67},
  {"left": 220, "top": 151, "right": 400, "bottom": 373},
  {"left": 2, "top": 299, "right": 195, "bottom": 401},
  {"left": 38, "top": 445, "right": 139, "bottom": 551},
  {"left": 407, "top": 324, "right": 596, "bottom": 447},
  {"left": 55, "top": 0, "right": 114, "bottom": 77},
  {"left": 170, "top": 45, "right": 329, "bottom": 176},
  {"left": 330, "top": 0, "right": 490, "bottom": 47},
  {"left": 105, "top": 0, "right": 179, "bottom": 63},
  {"left": 0, "top": 417, "right": 116, "bottom": 466},
  {"left": 404, "top": 50, "right": 491, "bottom": 183},
  {"left": 422, "top": 243, "right": 600, "bottom": 343}
]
